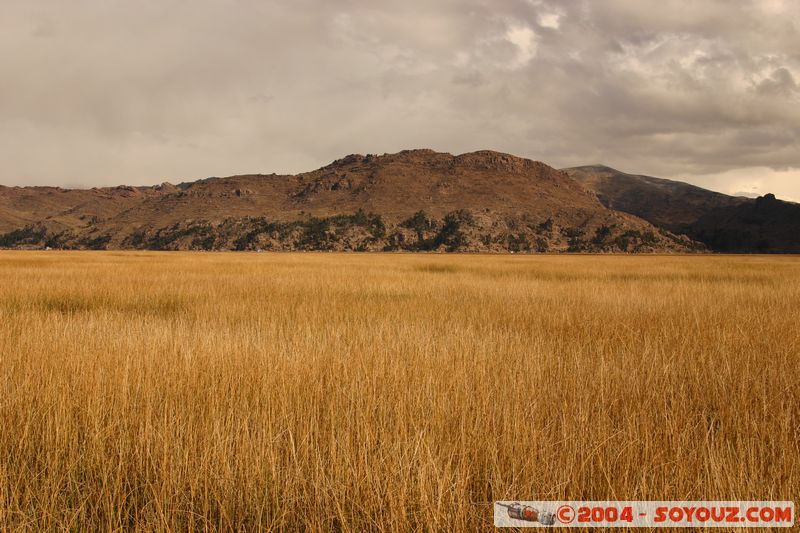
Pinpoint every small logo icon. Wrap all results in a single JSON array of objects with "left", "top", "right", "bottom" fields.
[{"left": 496, "top": 502, "right": 556, "bottom": 526}]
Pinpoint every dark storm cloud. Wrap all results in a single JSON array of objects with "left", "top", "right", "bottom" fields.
[{"left": 1, "top": 0, "right": 798, "bottom": 198}]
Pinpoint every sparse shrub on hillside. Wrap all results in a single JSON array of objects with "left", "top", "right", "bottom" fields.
[
  {"left": 369, "top": 215, "right": 386, "bottom": 239},
  {"left": 353, "top": 210, "right": 386, "bottom": 239},
  {"left": 563, "top": 227, "right": 586, "bottom": 252},
  {"left": 508, "top": 234, "right": 531, "bottom": 252},
  {"left": 44, "top": 232, "right": 70, "bottom": 250},
  {"left": 233, "top": 218, "right": 279, "bottom": 251},
  {"left": 188, "top": 226, "right": 216, "bottom": 251},
  {"left": 537, "top": 218, "right": 553, "bottom": 233},
  {"left": 147, "top": 225, "right": 183, "bottom": 250},
  {"left": 232, "top": 233, "right": 254, "bottom": 251},
  {"left": 658, "top": 228, "right": 696, "bottom": 249},
  {"left": 127, "top": 231, "right": 147, "bottom": 248},
  {"left": 141, "top": 223, "right": 215, "bottom": 250},
  {"left": 191, "top": 234, "right": 216, "bottom": 251},
  {"left": 299, "top": 217, "right": 333, "bottom": 249},
  {"left": 431, "top": 211, "right": 471, "bottom": 251},
  {"left": 401, "top": 211, "right": 448, "bottom": 251},
  {"left": 0, "top": 226, "right": 47, "bottom": 248},
  {"left": 350, "top": 208, "right": 370, "bottom": 227},
  {"left": 562, "top": 227, "right": 584, "bottom": 239},
  {"left": 77, "top": 233, "right": 112, "bottom": 250},
  {"left": 401, "top": 211, "right": 437, "bottom": 236},
  {"left": 312, "top": 210, "right": 386, "bottom": 246},
  {"left": 382, "top": 232, "right": 405, "bottom": 251},
  {"left": 612, "top": 229, "right": 660, "bottom": 252},
  {"left": 592, "top": 225, "right": 613, "bottom": 245}
]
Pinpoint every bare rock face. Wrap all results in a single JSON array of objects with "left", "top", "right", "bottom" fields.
[
  {"left": 155, "top": 182, "right": 178, "bottom": 193},
  {"left": 0, "top": 149, "right": 702, "bottom": 252},
  {"left": 113, "top": 185, "right": 141, "bottom": 197},
  {"left": 453, "top": 151, "right": 544, "bottom": 174}
]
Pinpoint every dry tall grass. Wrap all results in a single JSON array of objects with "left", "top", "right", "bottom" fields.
[{"left": 0, "top": 252, "right": 798, "bottom": 531}]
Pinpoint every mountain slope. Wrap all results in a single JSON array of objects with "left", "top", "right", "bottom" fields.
[
  {"left": 0, "top": 150, "right": 697, "bottom": 253},
  {"left": 562, "top": 165, "right": 747, "bottom": 228},
  {"left": 564, "top": 165, "right": 800, "bottom": 253},
  {"left": 0, "top": 184, "right": 174, "bottom": 233}
]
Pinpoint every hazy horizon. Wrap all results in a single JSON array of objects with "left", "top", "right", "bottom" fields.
[{"left": 2, "top": 0, "right": 798, "bottom": 200}]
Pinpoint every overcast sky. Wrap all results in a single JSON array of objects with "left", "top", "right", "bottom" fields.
[{"left": 2, "top": 0, "right": 799, "bottom": 200}]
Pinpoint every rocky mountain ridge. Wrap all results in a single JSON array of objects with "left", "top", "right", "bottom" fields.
[{"left": 1, "top": 150, "right": 702, "bottom": 253}]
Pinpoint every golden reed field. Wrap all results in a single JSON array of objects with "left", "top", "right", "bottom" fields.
[{"left": 0, "top": 251, "right": 798, "bottom": 531}]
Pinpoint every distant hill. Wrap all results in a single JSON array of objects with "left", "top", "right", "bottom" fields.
[
  {"left": 0, "top": 150, "right": 695, "bottom": 253},
  {"left": 564, "top": 165, "right": 800, "bottom": 253}
]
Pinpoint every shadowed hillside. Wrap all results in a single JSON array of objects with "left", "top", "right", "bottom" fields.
[{"left": 564, "top": 165, "right": 800, "bottom": 253}]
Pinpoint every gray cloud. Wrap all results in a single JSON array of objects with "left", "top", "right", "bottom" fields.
[{"left": 1, "top": 0, "right": 798, "bottom": 199}]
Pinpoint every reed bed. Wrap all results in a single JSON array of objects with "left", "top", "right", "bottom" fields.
[{"left": 0, "top": 252, "right": 797, "bottom": 531}]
